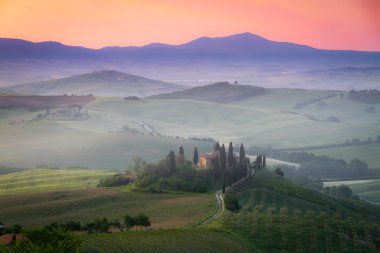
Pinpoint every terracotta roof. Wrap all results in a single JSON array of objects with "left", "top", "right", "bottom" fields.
[
  {"left": 0, "top": 234, "right": 26, "bottom": 245},
  {"left": 200, "top": 151, "right": 219, "bottom": 159}
]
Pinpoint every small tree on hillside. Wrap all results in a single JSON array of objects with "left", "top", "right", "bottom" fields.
[
  {"left": 193, "top": 147, "right": 199, "bottom": 166},
  {"left": 136, "top": 214, "right": 151, "bottom": 229},
  {"left": 256, "top": 155, "right": 263, "bottom": 169},
  {"left": 124, "top": 214, "right": 135, "bottom": 230},
  {"left": 275, "top": 167, "right": 284, "bottom": 177},
  {"left": 129, "top": 156, "right": 146, "bottom": 174}
]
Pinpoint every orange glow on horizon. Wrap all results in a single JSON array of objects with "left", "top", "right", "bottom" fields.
[{"left": 0, "top": 0, "right": 379, "bottom": 51}]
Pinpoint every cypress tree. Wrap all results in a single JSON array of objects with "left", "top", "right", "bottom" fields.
[
  {"left": 239, "top": 143, "right": 246, "bottom": 179},
  {"left": 245, "top": 157, "right": 250, "bottom": 177},
  {"left": 228, "top": 142, "right": 235, "bottom": 184},
  {"left": 263, "top": 155, "right": 266, "bottom": 169},
  {"left": 214, "top": 142, "right": 220, "bottom": 151},
  {"left": 193, "top": 147, "right": 198, "bottom": 165},
  {"left": 178, "top": 146, "right": 185, "bottom": 164},
  {"left": 228, "top": 142, "right": 234, "bottom": 168},
  {"left": 220, "top": 144, "right": 227, "bottom": 193},
  {"left": 167, "top": 150, "right": 176, "bottom": 175}
]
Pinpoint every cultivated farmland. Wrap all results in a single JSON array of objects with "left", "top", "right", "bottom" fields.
[
  {"left": 0, "top": 188, "right": 214, "bottom": 229},
  {"left": 81, "top": 228, "right": 251, "bottom": 253}
]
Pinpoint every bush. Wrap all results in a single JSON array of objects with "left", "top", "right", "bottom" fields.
[
  {"left": 275, "top": 167, "right": 284, "bottom": 177},
  {"left": 224, "top": 195, "right": 241, "bottom": 212},
  {"left": 191, "top": 177, "right": 208, "bottom": 192},
  {"left": 13, "top": 228, "right": 82, "bottom": 252},
  {"left": 98, "top": 174, "right": 132, "bottom": 187},
  {"left": 136, "top": 174, "right": 160, "bottom": 188}
]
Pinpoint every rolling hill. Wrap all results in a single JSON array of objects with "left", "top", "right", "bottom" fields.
[
  {"left": 0, "top": 87, "right": 378, "bottom": 170},
  {"left": 6, "top": 70, "right": 185, "bottom": 96},
  {"left": 1, "top": 33, "right": 380, "bottom": 89},
  {"left": 148, "top": 82, "right": 265, "bottom": 103}
]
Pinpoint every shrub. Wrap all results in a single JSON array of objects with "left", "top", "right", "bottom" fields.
[
  {"left": 136, "top": 174, "right": 160, "bottom": 188},
  {"left": 191, "top": 177, "right": 208, "bottom": 193},
  {"left": 224, "top": 195, "right": 241, "bottom": 212},
  {"left": 98, "top": 174, "right": 132, "bottom": 187},
  {"left": 275, "top": 167, "right": 284, "bottom": 177}
]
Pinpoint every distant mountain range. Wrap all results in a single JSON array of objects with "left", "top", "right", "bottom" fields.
[
  {"left": 6, "top": 70, "right": 184, "bottom": 97},
  {"left": 1, "top": 33, "right": 380, "bottom": 89}
]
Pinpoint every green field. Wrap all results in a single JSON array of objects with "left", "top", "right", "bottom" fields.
[
  {"left": 81, "top": 228, "right": 251, "bottom": 253},
  {"left": 0, "top": 168, "right": 115, "bottom": 196},
  {"left": 0, "top": 188, "right": 214, "bottom": 229},
  {"left": 324, "top": 179, "right": 380, "bottom": 204}
]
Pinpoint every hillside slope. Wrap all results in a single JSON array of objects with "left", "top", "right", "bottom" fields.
[
  {"left": 148, "top": 82, "right": 265, "bottom": 103},
  {"left": 221, "top": 170, "right": 380, "bottom": 253},
  {"left": 7, "top": 70, "right": 185, "bottom": 97}
]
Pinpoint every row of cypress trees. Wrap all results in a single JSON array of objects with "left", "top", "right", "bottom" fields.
[{"left": 167, "top": 142, "right": 266, "bottom": 192}]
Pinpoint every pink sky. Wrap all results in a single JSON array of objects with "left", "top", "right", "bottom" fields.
[{"left": 0, "top": 0, "right": 379, "bottom": 51}]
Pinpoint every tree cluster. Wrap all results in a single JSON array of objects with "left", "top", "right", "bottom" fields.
[
  {"left": 136, "top": 147, "right": 210, "bottom": 193},
  {"left": 0, "top": 227, "right": 82, "bottom": 253},
  {"left": 214, "top": 142, "right": 250, "bottom": 193},
  {"left": 42, "top": 214, "right": 151, "bottom": 234},
  {"left": 323, "top": 185, "right": 358, "bottom": 200},
  {"left": 256, "top": 150, "right": 380, "bottom": 179},
  {"left": 348, "top": 89, "right": 380, "bottom": 104},
  {"left": 123, "top": 214, "right": 151, "bottom": 230},
  {"left": 97, "top": 174, "right": 132, "bottom": 187}
]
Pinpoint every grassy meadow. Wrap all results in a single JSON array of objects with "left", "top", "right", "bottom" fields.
[{"left": 0, "top": 168, "right": 115, "bottom": 196}]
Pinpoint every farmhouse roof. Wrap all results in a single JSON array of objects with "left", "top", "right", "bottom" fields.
[
  {"left": 200, "top": 151, "right": 219, "bottom": 159},
  {"left": 0, "top": 234, "right": 26, "bottom": 245}
]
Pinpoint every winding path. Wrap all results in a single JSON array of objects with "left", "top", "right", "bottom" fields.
[
  {"left": 196, "top": 173, "right": 253, "bottom": 226},
  {"left": 134, "top": 120, "right": 158, "bottom": 135}
]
